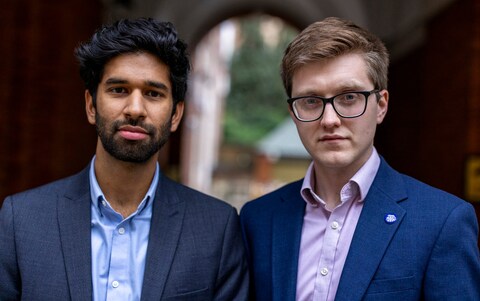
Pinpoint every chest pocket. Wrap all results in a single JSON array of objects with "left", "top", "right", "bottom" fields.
[{"left": 366, "top": 275, "right": 415, "bottom": 294}]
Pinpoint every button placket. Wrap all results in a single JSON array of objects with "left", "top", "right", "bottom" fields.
[
  {"left": 105, "top": 222, "right": 130, "bottom": 299},
  {"left": 313, "top": 202, "right": 349, "bottom": 300}
]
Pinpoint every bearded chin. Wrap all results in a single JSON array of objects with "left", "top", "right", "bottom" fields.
[{"left": 95, "top": 113, "right": 172, "bottom": 163}]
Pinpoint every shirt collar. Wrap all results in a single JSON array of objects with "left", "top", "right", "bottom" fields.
[
  {"left": 301, "top": 147, "right": 381, "bottom": 207},
  {"left": 350, "top": 147, "right": 381, "bottom": 201},
  {"left": 89, "top": 156, "right": 160, "bottom": 217}
]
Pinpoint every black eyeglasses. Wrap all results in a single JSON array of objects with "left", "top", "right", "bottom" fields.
[{"left": 287, "top": 90, "right": 380, "bottom": 122}]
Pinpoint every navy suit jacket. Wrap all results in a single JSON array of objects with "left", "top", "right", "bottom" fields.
[
  {"left": 240, "top": 158, "right": 480, "bottom": 300},
  {"left": 0, "top": 165, "right": 249, "bottom": 300}
]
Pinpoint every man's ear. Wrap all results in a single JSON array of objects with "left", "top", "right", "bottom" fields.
[
  {"left": 170, "top": 101, "right": 184, "bottom": 132},
  {"left": 85, "top": 90, "right": 96, "bottom": 125},
  {"left": 376, "top": 89, "right": 389, "bottom": 124}
]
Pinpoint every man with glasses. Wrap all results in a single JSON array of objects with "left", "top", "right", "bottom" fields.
[{"left": 240, "top": 17, "right": 480, "bottom": 300}]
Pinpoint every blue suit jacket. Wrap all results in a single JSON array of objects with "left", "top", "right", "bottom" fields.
[
  {"left": 0, "top": 165, "right": 249, "bottom": 300},
  {"left": 240, "top": 158, "right": 480, "bottom": 300}
]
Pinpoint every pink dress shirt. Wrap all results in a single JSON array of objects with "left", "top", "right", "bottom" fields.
[{"left": 296, "top": 148, "right": 381, "bottom": 301}]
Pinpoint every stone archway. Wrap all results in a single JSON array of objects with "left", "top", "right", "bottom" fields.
[{"left": 103, "top": 0, "right": 456, "bottom": 54}]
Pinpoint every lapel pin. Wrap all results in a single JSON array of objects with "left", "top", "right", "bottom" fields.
[{"left": 384, "top": 214, "right": 397, "bottom": 224}]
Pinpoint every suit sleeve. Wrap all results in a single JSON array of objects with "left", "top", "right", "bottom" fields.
[
  {"left": 213, "top": 206, "right": 249, "bottom": 300},
  {"left": 0, "top": 197, "right": 21, "bottom": 300},
  {"left": 423, "top": 202, "right": 480, "bottom": 300}
]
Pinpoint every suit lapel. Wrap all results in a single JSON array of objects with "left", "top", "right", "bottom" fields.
[
  {"left": 272, "top": 183, "right": 305, "bottom": 300},
  {"left": 140, "top": 175, "right": 186, "bottom": 301},
  {"left": 335, "top": 159, "right": 407, "bottom": 301},
  {"left": 57, "top": 167, "right": 93, "bottom": 301}
]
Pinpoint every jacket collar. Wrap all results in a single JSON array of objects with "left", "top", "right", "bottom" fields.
[
  {"left": 57, "top": 165, "right": 93, "bottom": 301},
  {"left": 140, "top": 175, "right": 186, "bottom": 300},
  {"left": 335, "top": 158, "right": 408, "bottom": 300},
  {"left": 271, "top": 180, "right": 306, "bottom": 300}
]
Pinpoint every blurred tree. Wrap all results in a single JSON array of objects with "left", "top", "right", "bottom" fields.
[{"left": 224, "top": 16, "right": 297, "bottom": 146}]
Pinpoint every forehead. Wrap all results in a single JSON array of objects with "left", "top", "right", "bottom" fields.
[
  {"left": 291, "top": 53, "right": 372, "bottom": 95},
  {"left": 101, "top": 52, "right": 171, "bottom": 88}
]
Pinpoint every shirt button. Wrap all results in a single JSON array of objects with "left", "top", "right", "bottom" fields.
[
  {"left": 320, "top": 267, "right": 329, "bottom": 276},
  {"left": 331, "top": 221, "right": 339, "bottom": 230},
  {"left": 118, "top": 227, "right": 126, "bottom": 235},
  {"left": 112, "top": 280, "right": 119, "bottom": 288},
  {"left": 101, "top": 200, "right": 107, "bottom": 207}
]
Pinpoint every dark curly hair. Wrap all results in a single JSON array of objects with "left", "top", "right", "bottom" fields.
[{"left": 75, "top": 18, "right": 191, "bottom": 108}]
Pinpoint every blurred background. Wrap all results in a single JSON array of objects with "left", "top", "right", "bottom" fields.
[{"left": 1, "top": 0, "right": 480, "bottom": 225}]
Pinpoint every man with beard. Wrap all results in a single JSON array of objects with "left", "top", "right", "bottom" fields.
[{"left": 0, "top": 18, "right": 248, "bottom": 301}]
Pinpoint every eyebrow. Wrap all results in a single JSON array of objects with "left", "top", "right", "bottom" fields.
[
  {"left": 295, "top": 82, "right": 370, "bottom": 98},
  {"left": 105, "top": 78, "right": 128, "bottom": 85},
  {"left": 145, "top": 80, "right": 169, "bottom": 91},
  {"left": 334, "top": 81, "right": 367, "bottom": 91},
  {"left": 104, "top": 77, "right": 169, "bottom": 91}
]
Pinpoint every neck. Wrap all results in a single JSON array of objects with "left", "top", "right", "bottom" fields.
[
  {"left": 313, "top": 147, "right": 374, "bottom": 209},
  {"left": 313, "top": 166, "right": 352, "bottom": 210},
  {"left": 94, "top": 149, "right": 158, "bottom": 218}
]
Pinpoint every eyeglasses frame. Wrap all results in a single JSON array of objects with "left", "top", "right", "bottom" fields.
[{"left": 287, "top": 89, "right": 381, "bottom": 122}]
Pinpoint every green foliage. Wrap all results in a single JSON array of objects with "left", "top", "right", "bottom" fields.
[{"left": 224, "top": 17, "right": 297, "bottom": 146}]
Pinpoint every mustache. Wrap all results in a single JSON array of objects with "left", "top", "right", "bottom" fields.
[{"left": 112, "top": 119, "right": 156, "bottom": 134}]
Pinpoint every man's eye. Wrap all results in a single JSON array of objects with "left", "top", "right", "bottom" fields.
[
  {"left": 109, "top": 87, "right": 127, "bottom": 94},
  {"left": 146, "top": 91, "right": 162, "bottom": 98},
  {"left": 301, "top": 97, "right": 321, "bottom": 106},
  {"left": 336, "top": 93, "right": 361, "bottom": 103}
]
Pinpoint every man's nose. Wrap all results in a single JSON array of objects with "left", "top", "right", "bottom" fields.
[
  {"left": 320, "top": 103, "right": 341, "bottom": 128},
  {"left": 124, "top": 91, "right": 147, "bottom": 119}
]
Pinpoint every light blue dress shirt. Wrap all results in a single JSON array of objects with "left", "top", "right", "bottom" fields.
[{"left": 89, "top": 157, "right": 159, "bottom": 301}]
